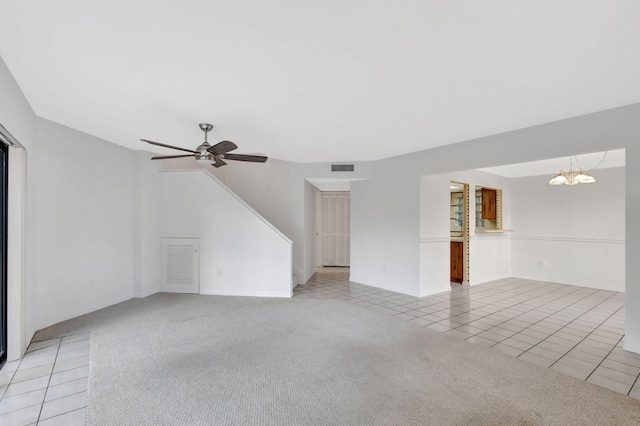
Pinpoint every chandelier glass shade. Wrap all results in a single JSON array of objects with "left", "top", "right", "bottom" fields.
[{"left": 549, "top": 168, "right": 596, "bottom": 186}]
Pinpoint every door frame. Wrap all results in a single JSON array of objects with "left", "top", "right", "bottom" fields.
[
  {"left": 0, "top": 142, "right": 8, "bottom": 368},
  {"left": 319, "top": 191, "right": 351, "bottom": 267},
  {"left": 450, "top": 181, "right": 470, "bottom": 284}
]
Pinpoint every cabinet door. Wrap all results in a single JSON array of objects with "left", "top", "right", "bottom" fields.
[
  {"left": 482, "top": 188, "right": 497, "bottom": 219},
  {"left": 450, "top": 241, "right": 464, "bottom": 283}
]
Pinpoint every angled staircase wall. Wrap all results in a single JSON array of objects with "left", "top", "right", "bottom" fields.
[{"left": 158, "top": 169, "right": 292, "bottom": 297}]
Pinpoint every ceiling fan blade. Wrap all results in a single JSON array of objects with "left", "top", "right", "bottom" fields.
[
  {"left": 141, "top": 139, "right": 197, "bottom": 154},
  {"left": 208, "top": 140, "right": 238, "bottom": 155},
  {"left": 150, "top": 154, "right": 194, "bottom": 160},
  {"left": 222, "top": 153, "right": 268, "bottom": 163},
  {"left": 212, "top": 158, "right": 227, "bottom": 168}
]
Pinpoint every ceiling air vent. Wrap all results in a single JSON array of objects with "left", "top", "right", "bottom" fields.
[{"left": 331, "top": 164, "right": 354, "bottom": 172}]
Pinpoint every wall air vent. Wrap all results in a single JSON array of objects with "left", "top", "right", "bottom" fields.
[
  {"left": 161, "top": 237, "right": 200, "bottom": 294},
  {"left": 331, "top": 164, "right": 355, "bottom": 172}
]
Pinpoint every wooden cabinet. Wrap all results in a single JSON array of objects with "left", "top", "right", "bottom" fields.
[
  {"left": 481, "top": 188, "right": 496, "bottom": 219},
  {"left": 450, "top": 241, "right": 464, "bottom": 283}
]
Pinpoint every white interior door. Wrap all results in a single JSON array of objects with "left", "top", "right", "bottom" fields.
[
  {"left": 321, "top": 193, "right": 350, "bottom": 266},
  {"left": 161, "top": 237, "right": 199, "bottom": 293}
]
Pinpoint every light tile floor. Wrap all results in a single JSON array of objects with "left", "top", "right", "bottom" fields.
[
  {"left": 0, "top": 333, "right": 89, "bottom": 425},
  {"left": 294, "top": 268, "right": 640, "bottom": 398}
]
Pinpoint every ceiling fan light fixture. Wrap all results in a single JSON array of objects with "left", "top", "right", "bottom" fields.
[{"left": 196, "top": 153, "right": 216, "bottom": 164}]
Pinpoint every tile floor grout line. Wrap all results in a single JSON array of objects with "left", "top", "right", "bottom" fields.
[
  {"left": 450, "top": 284, "right": 604, "bottom": 345},
  {"left": 545, "top": 299, "right": 626, "bottom": 371},
  {"left": 412, "top": 283, "right": 584, "bottom": 326},
  {"left": 511, "top": 288, "right": 620, "bottom": 343},
  {"left": 626, "top": 353, "right": 640, "bottom": 396},
  {"left": 35, "top": 337, "right": 63, "bottom": 424},
  {"left": 581, "top": 333, "right": 625, "bottom": 384},
  {"left": 464, "top": 284, "right": 598, "bottom": 325},
  {"left": 0, "top": 364, "right": 18, "bottom": 401}
]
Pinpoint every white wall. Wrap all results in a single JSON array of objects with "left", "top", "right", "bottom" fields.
[
  {"left": 625, "top": 143, "right": 640, "bottom": 353},
  {"left": 224, "top": 160, "right": 376, "bottom": 284},
  {"left": 419, "top": 173, "right": 454, "bottom": 296},
  {"left": 2, "top": 53, "right": 162, "bottom": 345},
  {"left": 510, "top": 167, "right": 625, "bottom": 291},
  {"left": 0, "top": 55, "right": 36, "bottom": 359},
  {"left": 165, "top": 159, "right": 307, "bottom": 280},
  {"left": 419, "top": 170, "right": 512, "bottom": 297},
  {"left": 158, "top": 170, "right": 292, "bottom": 297},
  {"left": 467, "top": 172, "right": 513, "bottom": 286},
  {"left": 350, "top": 165, "right": 421, "bottom": 296},
  {"left": 161, "top": 111, "right": 638, "bottom": 306},
  {"left": 133, "top": 151, "right": 162, "bottom": 298},
  {"left": 28, "top": 119, "right": 138, "bottom": 334},
  {"left": 351, "top": 105, "right": 639, "bottom": 301},
  {"left": 163, "top": 158, "right": 375, "bottom": 284},
  {"left": 303, "top": 180, "right": 319, "bottom": 283}
]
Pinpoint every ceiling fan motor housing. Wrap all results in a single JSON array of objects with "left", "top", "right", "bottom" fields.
[{"left": 195, "top": 141, "right": 215, "bottom": 162}]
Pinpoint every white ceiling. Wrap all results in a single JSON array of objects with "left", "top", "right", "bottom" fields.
[{"left": 1, "top": 2, "right": 639, "bottom": 163}]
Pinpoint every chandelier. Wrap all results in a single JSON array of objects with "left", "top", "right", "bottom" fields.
[{"left": 548, "top": 152, "right": 606, "bottom": 186}]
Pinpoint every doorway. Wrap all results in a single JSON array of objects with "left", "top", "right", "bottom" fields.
[
  {"left": 450, "top": 182, "right": 469, "bottom": 284},
  {"left": 0, "top": 142, "right": 7, "bottom": 368},
  {"left": 320, "top": 192, "right": 350, "bottom": 267}
]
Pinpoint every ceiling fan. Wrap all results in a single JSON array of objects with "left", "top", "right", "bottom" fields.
[{"left": 141, "top": 123, "right": 268, "bottom": 168}]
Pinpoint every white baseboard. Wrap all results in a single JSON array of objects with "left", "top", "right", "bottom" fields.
[
  {"left": 622, "top": 342, "right": 640, "bottom": 355},
  {"left": 134, "top": 288, "right": 159, "bottom": 299}
]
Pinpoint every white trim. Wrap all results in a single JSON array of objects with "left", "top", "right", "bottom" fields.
[
  {"left": 7, "top": 147, "right": 28, "bottom": 360},
  {"left": 292, "top": 263, "right": 304, "bottom": 286},
  {"left": 135, "top": 288, "right": 158, "bottom": 299},
  {"left": 511, "top": 235, "right": 624, "bottom": 245},
  {"left": 0, "top": 123, "right": 25, "bottom": 149},
  {"left": 321, "top": 191, "right": 350, "bottom": 195},
  {"left": 623, "top": 342, "right": 640, "bottom": 355},
  {"left": 161, "top": 169, "right": 293, "bottom": 245},
  {"left": 160, "top": 233, "right": 201, "bottom": 239},
  {"left": 34, "top": 293, "right": 134, "bottom": 333},
  {"left": 469, "top": 234, "right": 511, "bottom": 241},
  {"left": 420, "top": 237, "right": 450, "bottom": 243}
]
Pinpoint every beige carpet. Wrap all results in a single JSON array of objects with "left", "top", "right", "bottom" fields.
[{"left": 35, "top": 293, "right": 640, "bottom": 425}]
